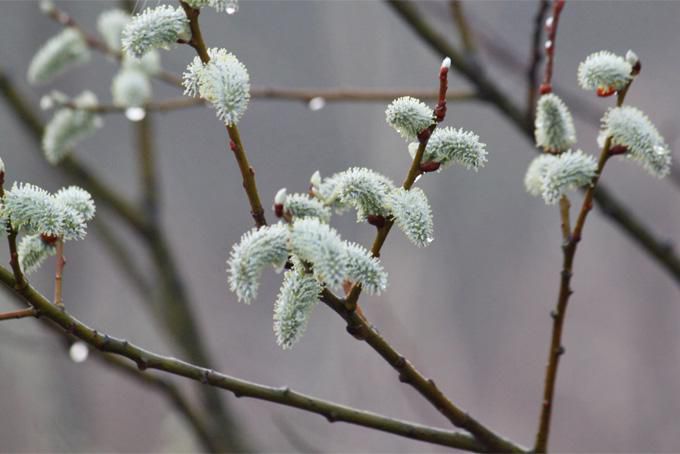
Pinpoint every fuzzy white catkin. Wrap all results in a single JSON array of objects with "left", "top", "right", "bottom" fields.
[
  {"left": 388, "top": 187, "right": 434, "bottom": 247},
  {"left": 42, "top": 91, "right": 102, "bottom": 165},
  {"left": 112, "top": 69, "right": 152, "bottom": 107},
  {"left": 385, "top": 96, "right": 434, "bottom": 141},
  {"left": 183, "top": 49, "right": 251, "bottom": 125},
  {"left": 423, "top": 127, "right": 487, "bottom": 171},
  {"left": 121, "top": 5, "right": 189, "bottom": 58},
  {"left": 541, "top": 150, "right": 597, "bottom": 204},
  {"left": 2, "top": 183, "right": 64, "bottom": 236},
  {"left": 54, "top": 186, "right": 96, "bottom": 222},
  {"left": 535, "top": 94, "right": 576, "bottom": 152},
  {"left": 524, "top": 154, "right": 558, "bottom": 197},
  {"left": 2, "top": 183, "right": 94, "bottom": 240},
  {"left": 273, "top": 268, "right": 321, "bottom": 349},
  {"left": 122, "top": 50, "right": 162, "bottom": 76},
  {"left": 27, "top": 28, "right": 91, "bottom": 85},
  {"left": 283, "top": 193, "right": 332, "bottom": 223},
  {"left": 97, "top": 9, "right": 130, "bottom": 52},
  {"left": 343, "top": 242, "right": 388, "bottom": 295},
  {"left": 18, "top": 234, "right": 56, "bottom": 274},
  {"left": 577, "top": 51, "right": 632, "bottom": 92},
  {"left": 319, "top": 167, "right": 395, "bottom": 221},
  {"left": 290, "top": 218, "right": 348, "bottom": 290},
  {"left": 602, "top": 106, "right": 672, "bottom": 178},
  {"left": 227, "top": 224, "right": 290, "bottom": 304}
]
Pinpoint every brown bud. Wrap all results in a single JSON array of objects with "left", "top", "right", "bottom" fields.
[
  {"left": 419, "top": 160, "right": 441, "bottom": 173},
  {"left": 367, "top": 214, "right": 386, "bottom": 228},
  {"left": 596, "top": 86, "right": 616, "bottom": 97}
]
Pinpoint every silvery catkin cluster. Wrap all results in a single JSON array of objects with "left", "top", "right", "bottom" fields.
[
  {"left": 0, "top": 158, "right": 96, "bottom": 274},
  {"left": 526, "top": 49, "right": 671, "bottom": 204},
  {"left": 228, "top": 69, "right": 489, "bottom": 349}
]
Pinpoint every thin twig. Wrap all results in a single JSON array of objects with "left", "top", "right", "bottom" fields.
[
  {"left": 0, "top": 308, "right": 37, "bottom": 321},
  {"left": 385, "top": 0, "right": 680, "bottom": 285},
  {"left": 179, "top": 1, "right": 267, "bottom": 229},
  {"left": 527, "top": 0, "right": 549, "bottom": 121},
  {"left": 0, "top": 266, "right": 487, "bottom": 453},
  {"left": 539, "top": 0, "right": 566, "bottom": 95},
  {"left": 53, "top": 239, "right": 65, "bottom": 307},
  {"left": 534, "top": 84, "right": 631, "bottom": 453}
]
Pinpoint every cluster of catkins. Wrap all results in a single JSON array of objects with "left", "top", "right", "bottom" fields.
[
  {"left": 227, "top": 60, "right": 488, "bottom": 349},
  {"left": 26, "top": 1, "right": 239, "bottom": 165},
  {"left": 0, "top": 159, "right": 95, "bottom": 274},
  {"left": 526, "top": 50, "right": 672, "bottom": 204}
]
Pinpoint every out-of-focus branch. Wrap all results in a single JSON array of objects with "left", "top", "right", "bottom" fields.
[
  {"left": 527, "top": 0, "right": 549, "bottom": 121},
  {"left": 385, "top": 0, "right": 680, "bottom": 285},
  {"left": 0, "top": 266, "right": 487, "bottom": 453},
  {"left": 0, "top": 71, "right": 149, "bottom": 235},
  {"left": 252, "top": 87, "right": 476, "bottom": 104},
  {"left": 449, "top": 1, "right": 476, "bottom": 55}
]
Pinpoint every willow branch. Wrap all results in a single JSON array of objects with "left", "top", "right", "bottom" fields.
[
  {"left": 0, "top": 66, "right": 243, "bottom": 453},
  {"left": 320, "top": 290, "right": 524, "bottom": 453},
  {"left": 252, "top": 87, "right": 476, "bottom": 103},
  {"left": 53, "top": 239, "right": 65, "bottom": 307},
  {"left": 0, "top": 282, "right": 218, "bottom": 454},
  {"left": 527, "top": 0, "right": 549, "bottom": 120},
  {"left": 385, "top": 0, "right": 680, "bottom": 285},
  {"left": 0, "top": 308, "right": 37, "bottom": 321},
  {"left": 449, "top": 1, "right": 476, "bottom": 55},
  {"left": 534, "top": 85, "right": 630, "bottom": 453},
  {"left": 179, "top": 2, "right": 267, "bottom": 228},
  {"left": 539, "top": 0, "right": 565, "bottom": 95},
  {"left": 0, "top": 267, "right": 486, "bottom": 453}
]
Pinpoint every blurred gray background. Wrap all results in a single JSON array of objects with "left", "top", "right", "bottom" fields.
[{"left": 0, "top": 0, "right": 679, "bottom": 452}]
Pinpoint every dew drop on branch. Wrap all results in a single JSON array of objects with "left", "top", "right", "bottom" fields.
[
  {"left": 125, "top": 107, "right": 146, "bottom": 122},
  {"left": 69, "top": 341, "right": 89, "bottom": 363},
  {"left": 545, "top": 16, "right": 554, "bottom": 29},
  {"left": 308, "top": 97, "right": 326, "bottom": 111},
  {"left": 226, "top": 2, "right": 238, "bottom": 15}
]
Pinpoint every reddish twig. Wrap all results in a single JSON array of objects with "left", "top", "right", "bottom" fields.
[
  {"left": 0, "top": 308, "right": 37, "bottom": 321},
  {"left": 539, "top": 0, "right": 566, "bottom": 95},
  {"left": 527, "top": 0, "right": 550, "bottom": 119}
]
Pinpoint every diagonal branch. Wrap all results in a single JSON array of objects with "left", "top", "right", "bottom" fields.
[{"left": 0, "top": 266, "right": 487, "bottom": 453}]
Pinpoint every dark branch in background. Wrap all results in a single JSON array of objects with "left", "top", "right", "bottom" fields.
[
  {"left": 527, "top": 0, "right": 549, "bottom": 121},
  {"left": 449, "top": 1, "right": 477, "bottom": 56},
  {"left": 0, "top": 266, "right": 487, "bottom": 453},
  {"left": 385, "top": 0, "right": 680, "bottom": 285}
]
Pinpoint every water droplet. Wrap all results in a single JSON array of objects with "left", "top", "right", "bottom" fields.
[
  {"left": 225, "top": 2, "right": 238, "bottom": 14},
  {"left": 414, "top": 174, "right": 422, "bottom": 183},
  {"left": 544, "top": 40, "right": 553, "bottom": 50},
  {"left": 40, "top": 95, "right": 54, "bottom": 111},
  {"left": 125, "top": 107, "right": 146, "bottom": 122},
  {"left": 69, "top": 341, "right": 89, "bottom": 363},
  {"left": 545, "top": 16, "right": 554, "bottom": 29},
  {"left": 308, "top": 97, "right": 326, "bottom": 111}
]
